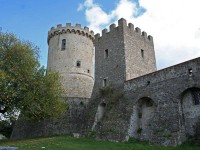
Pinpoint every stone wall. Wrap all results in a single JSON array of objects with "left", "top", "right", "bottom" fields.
[
  {"left": 47, "top": 24, "right": 94, "bottom": 98},
  {"left": 123, "top": 19, "right": 157, "bottom": 80},
  {"left": 11, "top": 98, "right": 90, "bottom": 139},
  {"left": 11, "top": 19, "right": 200, "bottom": 147},
  {"left": 125, "top": 57, "right": 200, "bottom": 146},
  {"left": 93, "top": 18, "right": 156, "bottom": 97},
  {"left": 94, "top": 19, "right": 126, "bottom": 92}
]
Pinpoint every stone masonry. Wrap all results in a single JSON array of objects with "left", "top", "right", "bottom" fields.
[{"left": 11, "top": 18, "right": 200, "bottom": 146}]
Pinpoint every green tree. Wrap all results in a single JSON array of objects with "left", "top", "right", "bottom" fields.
[{"left": 0, "top": 32, "right": 67, "bottom": 121}]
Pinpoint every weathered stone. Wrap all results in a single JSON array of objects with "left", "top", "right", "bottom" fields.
[{"left": 11, "top": 18, "right": 200, "bottom": 147}]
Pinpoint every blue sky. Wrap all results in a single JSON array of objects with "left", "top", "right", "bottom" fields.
[{"left": 1, "top": 0, "right": 200, "bottom": 69}]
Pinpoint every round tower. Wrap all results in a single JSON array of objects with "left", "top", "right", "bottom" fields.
[{"left": 47, "top": 23, "right": 94, "bottom": 98}]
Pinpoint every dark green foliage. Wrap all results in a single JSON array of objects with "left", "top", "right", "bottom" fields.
[
  {"left": 99, "top": 84, "right": 124, "bottom": 106},
  {"left": 0, "top": 32, "right": 67, "bottom": 121},
  {"left": 0, "top": 118, "right": 15, "bottom": 138},
  {"left": 99, "top": 85, "right": 113, "bottom": 97}
]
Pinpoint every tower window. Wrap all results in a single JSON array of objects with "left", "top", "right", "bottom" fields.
[
  {"left": 103, "top": 78, "right": 107, "bottom": 87},
  {"left": 105, "top": 49, "right": 108, "bottom": 58},
  {"left": 141, "top": 49, "right": 144, "bottom": 58},
  {"left": 76, "top": 61, "right": 81, "bottom": 68},
  {"left": 87, "top": 69, "right": 90, "bottom": 73},
  {"left": 192, "top": 90, "right": 200, "bottom": 105},
  {"left": 62, "top": 39, "right": 66, "bottom": 50},
  {"left": 188, "top": 68, "right": 193, "bottom": 76}
]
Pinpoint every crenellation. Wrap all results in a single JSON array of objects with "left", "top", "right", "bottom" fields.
[
  {"left": 135, "top": 27, "right": 141, "bottom": 34},
  {"left": 75, "top": 24, "right": 81, "bottom": 28},
  {"left": 102, "top": 28, "right": 108, "bottom": 35},
  {"left": 84, "top": 26, "right": 89, "bottom": 31},
  {"left": 109, "top": 24, "right": 116, "bottom": 31},
  {"left": 95, "top": 33, "right": 100, "bottom": 39},
  {"left": 118, "top": 18, "right": 127, "bottom": 28},
  {"left": 66, "top": 23, "right": 71, "bottom": 28},
  {"left": 51, "top": 27, "right": 55, "bottom": 30},
  {"left": 142, "top": 31, "right": 147, "bottom": 38},
  {"left": 90, "top": 30, "right": 94, "bottom": 35},
  {"left": 128, "top": 23, "right": 134, "bottom": 31},
  {"left": 47, "top": 23, "right": 94, "bottom": 44},
  {"left": 148, "top": 35, "right": 153, "bottom": 41},
  {"left": 57, "top": 24, "right": 62, "bottom": 28}
]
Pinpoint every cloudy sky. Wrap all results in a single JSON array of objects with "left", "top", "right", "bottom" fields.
[{"left": 1, "top": 0, "right": 200, "bottom": 69}]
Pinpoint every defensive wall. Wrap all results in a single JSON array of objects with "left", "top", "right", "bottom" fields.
[{"left": 11, "top": 19, "right": 200, "bottom": 146}]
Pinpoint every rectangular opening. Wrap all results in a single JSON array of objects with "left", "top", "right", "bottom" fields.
[
  {"left": 76, "top": 61, "right": 81, "bottom": 68},
  {"left": 192, "top": 90, "right": 200, "bottom": 105},
  {"left": 105, "top": 49, "right": 108, "bottom": 58},
  {"left": 61, "top": 39, "right": 66, "bottom": 50},
  {"left": 141, "top": 49, "right": 144, "bottom": 58},
  {"left": 103, "top": 78, "right": 107, "bottom": 87}
]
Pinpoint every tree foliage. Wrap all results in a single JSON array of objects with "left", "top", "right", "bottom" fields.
[{"left": 0, "top": 32, "right": 67, "bottom": 120}]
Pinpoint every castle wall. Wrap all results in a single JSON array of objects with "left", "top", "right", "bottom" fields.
[
  {"left": 93, "top": 18, "right": 156, "bottom": 97},
  {"left": 11, "top": 98, "right": 90, "bottom": 139},
  {"left": 11, "top": 18, "right": 200, "bottom": 147},
  {"left": 94, "top": 20, "right": 126, "bottom": 91},
  {"left": 47, "top": 24, "right": 94, "bottom": 98},
  {"left": 125, "top": 57, "right": 200, "bottom": 146},
  {"left": 123, "top": 20, "right": 157, "bottom": 80}
]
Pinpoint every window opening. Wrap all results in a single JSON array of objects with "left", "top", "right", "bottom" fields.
[
  {"left": 188, "top": 68, "right": 193, "bottom": 76},
  {"left": 61, "top": 39, "right": 66, "bottom": 50},
  {"left": 76, "top": 61, "right": 81, "bottom": 68},
  {"left": 103, "top": 78, "right": 107, "bottom": 87},
  {"left": 105, "top": 49, "right": 108, "bottom": 58},
  {"left": 192, "top": 90, "right": 200, "bottom": 105},
  {"left": 87, "top": 69, "right": 90, "bottom": 73},
  {"left": 141, "top": 49, "right": 144, "bottom": 58}
]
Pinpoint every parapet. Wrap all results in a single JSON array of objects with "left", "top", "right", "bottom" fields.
[
  {"left": 95, "top": 18, "right": 153, "bottom": 41},
  {"left": 47, "top": 23, "right": 94, "bottom": 44}
]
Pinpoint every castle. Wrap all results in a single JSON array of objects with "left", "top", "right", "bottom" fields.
[{"left": 11, "top": 18, "right": 200, "bottom": 146}]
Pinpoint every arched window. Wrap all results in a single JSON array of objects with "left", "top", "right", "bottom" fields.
[{"left": 61, "top": 39, "right": 66, "bottom": 50}]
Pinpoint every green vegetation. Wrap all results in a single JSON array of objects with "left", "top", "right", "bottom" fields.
[
  {"left": 0, "top": 32, "right": 67, "bottom": 137},
  {"left": 99, "top": 84, "right": 124, "bottom": 110},
  {"left": 0, "top": 135, "right": 199, "bottom": 150}
]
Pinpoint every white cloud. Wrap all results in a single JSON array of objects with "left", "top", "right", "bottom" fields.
[
  {"left": 110, "top": 0, "right": 137, "bottom": 20},
  {"left": 78, "top": 0, "right": 200, "bottom": 69}
]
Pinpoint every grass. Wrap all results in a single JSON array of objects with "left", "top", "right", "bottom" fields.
[{"left": 0, "top": 135, "right": 199, "bottom": 150}]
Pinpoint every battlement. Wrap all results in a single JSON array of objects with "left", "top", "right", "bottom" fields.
[
  {"left": 47, "top": 23, "right": 94, "bottom": 44},
  {"left": 95, "top": 18, "right": 153, "bottom": 41}
]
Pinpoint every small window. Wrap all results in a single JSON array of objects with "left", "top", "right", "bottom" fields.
[
  {"left": 76, "top": 61, "right": 81, "bottom": 68},
  {"left": 87, "top": 70, "right": 90, "bottom": 73},
  {"left": 62, "top": 39, "right": 66, "bottom": 50},
  {"left": 105, "top": 49, "right": 108, "bottom": 58},
  {"left": 188, "top": 68, "right": 193, "bottom": 76},
  {"left": 141, "top": 49, "right": 144, "bottom": 58},
  {"left": 103, "top": 78, "right": 107, "bottom": 87},
  {"left": 192, "top": 90, "right": 200, "bottom": 105}
]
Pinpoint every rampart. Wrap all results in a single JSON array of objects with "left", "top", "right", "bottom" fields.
[{"left": 48, "top": 23, "right": 94, "bottom": 44}]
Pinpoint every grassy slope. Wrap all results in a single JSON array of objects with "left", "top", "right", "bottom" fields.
[{"left": 0, "top": 135, "right": 199, "bottom": 150}]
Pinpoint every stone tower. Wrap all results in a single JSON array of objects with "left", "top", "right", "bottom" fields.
[
  {"left": 47, "top": 23, "right": 95, "bottom": 98},
  {"left": 94, "top": 18, "right": 156, "bottom": 89}
]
